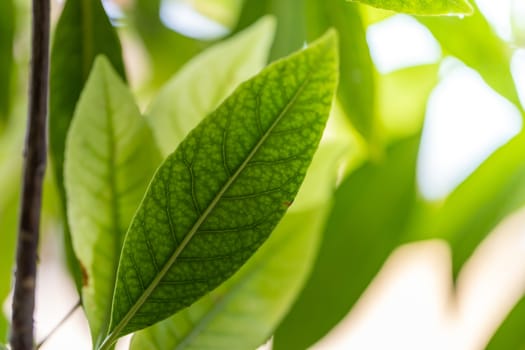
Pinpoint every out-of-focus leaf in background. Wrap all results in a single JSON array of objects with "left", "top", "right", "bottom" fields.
[
  {"left": 64, "top": 57, "right": 161, "bottom": 346},
  {"left": 487, "top": 293, "right": 525, "bottom": 350},
  {"left": 378, "top": 64, "right": 439, "bottom": 141},
  {"left": 410, "top": 133, "right": 525, "bottom": 278},
  {"left": 131, "top": 0, "right": 209, "bottom": 88},
  {"left": 305, "top": 0, "right": 377, "bottom": 147},
  {"left": 418, "top": 3, "right": 523, "bottom": 114},
  {"left": 512, "top": 0, "right": 525, "bottom": 47},
  {"left": 0, "top": 0, "right": 14, "bottom": 128},
  {"left": 234, "top": 0, "right": 305, "bottom": 60},
  {"left": 49, "top": 0, "right": 127, "bottom": 289},
  {"left": 274, "top": 135, "right": 421, "bottom": 350},
  {"left": 146, "top": 16, "right": 275, "bottom": 156},
  {"left": 0, "top": 108, "right": 26, "bottom": 341},
  {"left": 349, "top": 0, "right": 473, "bottom": 16}
]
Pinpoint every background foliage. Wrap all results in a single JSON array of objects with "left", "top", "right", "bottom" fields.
[{"left": 1, "top": 0, "right": 525, "bottom": 349}]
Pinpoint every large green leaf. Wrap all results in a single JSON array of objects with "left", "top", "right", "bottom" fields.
[
  {"left": 234, "top": 0, "right": 306, "bottom": 60},
  {"left": 350, "top": 0, "right": 473, "bottom": 16},
  {"left": 99, "top": 31, "right": 338, "bottom": 349},
  {"left": 274, "top": 135, "right": 421, "bottom": 350},
  {"left": 419, "top": 4, "right": 523, "bottom": 113},
  {"left": 305, "top": 0, "right": 376, "bottom": 144},
  {"left": 128, "top": 119, "right": 349, "bottom": 350},
  {"left": 49, "top": 0, "right": 126, "bottom": 289},
  {"left": 411, "top": 133, "right": 525, "bottom": 277},
  {"left": 147, "top": 16, "right": 276, "bottom": 156},
  {"left": 129, "top": 205, "right": 330, "bottom": 350},
  {"left": 486, "top": 293, "right": 525, "bottom": 350},
  {"left": 65, "top": 57, "right": 161, "bottom": 346},
  {"left": 0, "top": 0, "right": 14, "bottom": 126}
]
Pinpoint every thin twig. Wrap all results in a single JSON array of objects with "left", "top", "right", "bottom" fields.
[
  {"left": 10, "top": 0, "right": 51, "bottom": 349},
  {"left": 35, "top": 300, "right": 81, "bottom": 349}
]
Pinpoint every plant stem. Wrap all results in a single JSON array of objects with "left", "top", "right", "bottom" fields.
[
  {"left": 35, "top": 300, "right": 81, "bottom": 349},
  {"left": 10, "top": 0, "right": 50, "bottom": 349}
]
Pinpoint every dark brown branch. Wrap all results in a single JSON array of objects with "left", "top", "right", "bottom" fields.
[{"left": 10, "top": 0, "right": 51, "bottom": 349}]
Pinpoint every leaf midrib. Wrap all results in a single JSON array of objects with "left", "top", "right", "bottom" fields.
[
  {"left": 174, "top": 221, "right": 298, "bottom": 349},
  {"left": 102, "top": 75, "right": 311, "bottom": 348}
]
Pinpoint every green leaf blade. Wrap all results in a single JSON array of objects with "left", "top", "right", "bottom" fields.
[
  {"left": 274, "top": 135, "right": 421, "bottom": 350},
  {"left": 129, "top": 205, "right": 329, "bottom": 350},
  {"left": 49, "top": 0, "right": 127, "bottom": 290},
  {"left": 0, "top": 0, "right": 14, "bottom": 125},
  {"left": 103, "top": 31, "right": 338, "bottom": 346},
  {"left": 147, "top": 16, "right": 276, "bottom": 156},
  {"left": 349, "top": 0, "right": 473, "bottom": 16},
  {"left": 65, "top": 57, "right": 161, "bottom": 345},
  {"left": 418, "top": 5, "right": 522, "bottom": 112},
  {"left": 306, "top": 0, "right": 376, "bottom": 143}
]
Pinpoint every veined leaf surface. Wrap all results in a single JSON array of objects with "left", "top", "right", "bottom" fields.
[
  {"left": 129, "top": 205, "right": 329, "bottom": 350},
  {"left": 49, "top": 0, "right": 126, "bottom": 289},
  {"left": 147, "top": 16, "right": 276, "bottom": 156},
  {"left": 349, "top": 0, "right": 473, "bottom": 16},
  {"left": 65, "top": 57, "right": 161, "bottom": 345},
  {"left": 128, "top": 125, "right": 348, "bottom": 349},
  {"left": 101, "top": 31, "right": 338, "bottom": 348}
]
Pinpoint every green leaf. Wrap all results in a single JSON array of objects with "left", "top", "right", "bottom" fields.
[
  {"left": 100, "top": 31, "right": 338, "bottom": 348},
  {"left": 0, "top": 121, "right": 24, "bottom": 341},
  {"left": 0, "top": 343, "right": 7, "bottom": 350},
  {"left": 274, "top": 135, "right": 421, "bottom": 350},
  {"left": 418, "top": 4, "right": 523, "bottom": 113},
  {"left": 49, "top": 0, "right": 126, "bottom": 290},
  {"left": 378, "top": 64, "right": 439, "bottom": 140},
  {"left": 130, "top": 205, "right": 330, "bottom": 350},
  {"left": 234, "top": 0, "right": 306, "bottom": 60},
  {"left": 147, "top": 16, "right": 276, "bottom": 156},
  {"left": 0, "top": 0, "right": 14, "bottom": 126},
  {"left": 487, "top": 294, "right": 525, "bottom": 350},
  {"left": 305, "top": 0, "right": 377, "bottom": 143},
  {"left": 131, "top": 0, "right": 208, "bottom": 88},
  {"left": 128, "top": 122, "right": 348, "bottom": 349},
  {"left": 349, "top": 0, "right": 473, "bottom": 16},
  {"left": 65, "top": 57, "right": 162, "bottom": 346},
  {"left": 412, "top": 133, "right": 525, "bottom": 277}
]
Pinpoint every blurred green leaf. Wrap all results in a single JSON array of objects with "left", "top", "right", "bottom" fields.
[
  {"left": 234, "top": 0, "right": 306, "bottom": 60},
  {"left": 130, "top": 205, "right": 330, "bottom": 350},
  {"left": 0, "top": 119, "right": 24, "bottom": 341},
  {"left": 419, "top": 5, "right": 523, "bottom": 113},
  {"left": 487, "top": 293, "right": 525, "bottom": 350},
  {"left": 65, "top": 57, "right": 161, "bottom": 346},
  {"left": 274, "top": 135, "right": 421, "bottom": 350},
  {"left": 147, "top": 16, "right": 276, "bottom": 156},
  {"left": 0, "top": 0, "right": 14, "bottom": 126},
  {"left": 132, "top": 0, "right": 208, "bottom": 88},
  {"left": 413, "top": 133, "right": 525, "bottom": 278},
  {"left": 49, "top": 0, "right": 126, "bottom": 290},
  {"left": 306, "top": 0, "right": 377, "bottom": 144},
  {"left": 349, "top": 0, "right": 473, "bottom": 16},
  {"left": 378, "top": 64, "right": 439, "bottom": 140},
  {"left": 512, "top": 0, "right": 525, "bottom": 47},
  {"left": 191, "top": 0, "right": 243, "bottom": 28},
  {"left": 101, "top": 32, "right": 338, "bottom": 348}
]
